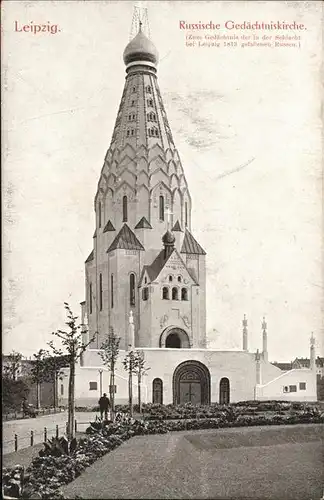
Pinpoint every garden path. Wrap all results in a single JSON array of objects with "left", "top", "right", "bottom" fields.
[{"left": 3, "top": 411, "right": 96, "bottom": 455}]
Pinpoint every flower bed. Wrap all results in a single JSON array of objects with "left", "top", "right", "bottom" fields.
[{"left": 3, "top": 402, "right": 324, "bottom": 499}]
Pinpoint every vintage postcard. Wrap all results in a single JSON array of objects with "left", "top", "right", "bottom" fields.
[{"left": 2, "top": 1, "right": 323, "bottom": 499}]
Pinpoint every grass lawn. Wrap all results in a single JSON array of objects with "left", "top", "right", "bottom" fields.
[{"left": 62, "top": 424, "right": 323, "bottom": 499}]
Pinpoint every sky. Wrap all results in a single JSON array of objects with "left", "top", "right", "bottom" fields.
[{"left": 2, "top": 1, "right": 323, "bottom": 362}]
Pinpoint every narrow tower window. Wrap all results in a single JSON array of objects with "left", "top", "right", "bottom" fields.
[
  {"left": 181, "top": 288, "right": 188, "bottom": 301},
  {"left": 98, "top": 201, "right": 102, "bottom": 228},
  {"left": 111, "top": 274, "right": 114, "bottom": 308},
  {"left": 159, "top": 195, "right": 164, "bottom": 221},
  {"left": 185, "top": 202, "right": 188, "bottom": 227},
  {"left": 130, "top": 273, "right": 135, "bottom": 306},
  {"left": 162, "top": 287, "right": 169, "bottom": 300},
  {"left": 123, "top": 195, "right": 128, "bottom": 222},
  {"left": 89, "top": 283, "right": 93, "bottom": 314},
  {"left": 172, "top": 287, "right": 179, "bottom": 300},
  {"left": 99, "top": 273, "right": 103, "bottom": 311}
]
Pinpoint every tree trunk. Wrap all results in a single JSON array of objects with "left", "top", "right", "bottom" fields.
[
  {"left": 110, "top": 367, "right": 115, "bottom": 422},
  {"left": 68, "top": 360, "right": 75, "bottom": 440},
  {"left": 53, "top": 373, "right": 57, "bottom": 410},
  {"left": 138, "top": 371, "right": 142, "bottom": 414},
  {"left": 129, "top": 356, "right": 133, "bottom": 417},
  {"left": 36, "top": 382, "right": 41, "bottom": 409}
]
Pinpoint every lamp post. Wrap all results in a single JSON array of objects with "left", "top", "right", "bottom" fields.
[{"left": 98, "top": 369, "right": 103, "bottom": 397}]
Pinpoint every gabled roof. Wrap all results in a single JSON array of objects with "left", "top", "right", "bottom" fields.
[
  {"left": 145, "top": 249, "right": 174, "bottom": 282},
  {"left": 103, "top": 220, "right": 115, "bottom": 233},
  {"left": 85, "top": 250, "right": 94, "bottom": 263},
  {"left": 107, "top": 224, "right": 145, "bottom": 253},
  {"left": 172, "top": 220, "right": 182, "bottom": 232},
  {"left": 181, "top": 229, "right": 206, "bottom": 255},
  {"left": 139, "top": 247, "right": 198, "bottom": 286},
  {"left": 135, "top": 216, "right": 152, "bottom": 229}
]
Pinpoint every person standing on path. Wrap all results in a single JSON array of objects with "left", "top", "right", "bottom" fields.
[{"left": 98, "top": 393, "right": 110, "bottom": 420}]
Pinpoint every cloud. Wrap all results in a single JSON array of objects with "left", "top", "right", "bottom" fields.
[{"left": 164, "top": 90, "right": 236, "bottom": 150}]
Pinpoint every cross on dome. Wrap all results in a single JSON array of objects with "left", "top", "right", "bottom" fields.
[{"left": 165, "top": 207, "right": 173, "bottom": 229}]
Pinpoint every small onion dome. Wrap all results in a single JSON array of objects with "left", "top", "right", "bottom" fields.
[
  {"left": 162, "top": 230, "right": 175, "bottom": 246},
  {"left": 123, "top": 28, "right": 159, "bottom": 66}
]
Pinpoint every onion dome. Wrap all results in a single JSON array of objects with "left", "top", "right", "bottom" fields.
[
  {"left": 123, "top": 24, "right": 159, "bottom": 67},
  {"left": 162, "top": 230, "right": 175, "bottom": 246}
]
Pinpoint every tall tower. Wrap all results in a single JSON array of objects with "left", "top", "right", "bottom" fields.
[{"left": 84, "top": 14, "right": 206, "bottom": 350}]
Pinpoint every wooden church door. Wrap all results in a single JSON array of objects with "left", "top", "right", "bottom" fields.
[{"left": 179, "top": 371, "right": 202, "bottom": 404}]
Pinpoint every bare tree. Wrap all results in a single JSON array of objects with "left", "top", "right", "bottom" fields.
[
  {"left": 99, "top": 328, "right": 120, "bottom": 421},
  {"left": 3, "top": 350, "right": 22, "bottom": 381},
  {"left": 30, "top": 349, "right": 47, "bottom": 409},
  {"left": 48, "top": 303, "right": 94, "bottom": 439},
  {"left": 123, "top": 350, "right": 150, "bottom": 415}
]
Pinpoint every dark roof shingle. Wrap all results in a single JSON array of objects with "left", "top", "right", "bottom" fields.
[
  {"left": 135, "top": 217, "right": 152, "bottom": 229},
  {"left": 181, "top": 229, "right": 206, "bottom": 255},
  {"left": 107, "top": 224, "right": 145, "bottom": 252},
  {"left": 85, "top": 250, "right": 94, "bottom": 263},
  {"left": 103, "top": 220, "right": 115, "bottom": 232}
]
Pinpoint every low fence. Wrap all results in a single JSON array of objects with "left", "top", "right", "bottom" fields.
[
  {"left": 3, "top": 419, "right": 92, "bottom": 455},
  {"left": 3, "top": 407, "right": 65, "bottom": 421}
]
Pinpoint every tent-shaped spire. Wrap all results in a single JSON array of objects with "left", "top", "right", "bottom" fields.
[
  {"left": 107, "top": 224, "right": 145, "bottom": 253},
  {"left": 135, "top": 216, "right": 152, "bottom": 229},
  {"left": 181, "top": 229, "right": 206, "bottom": 255},
  {"left": 103, "top": 220, "right": 115, "bottom": 233},
  {"left": 172, "top": 220, "right": 182, "bottom": 232}
]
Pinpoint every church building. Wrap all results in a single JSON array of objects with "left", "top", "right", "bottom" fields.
[{"left": 61, "top": 16, "right": 317, "bottom": 406}]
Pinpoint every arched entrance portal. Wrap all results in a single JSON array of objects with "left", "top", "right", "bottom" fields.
[
  {"left": 160, "top": 327, "right": 190, "bottom": 348},
  {"left": 166, "top": 333, "right": 181, "bottom": 348},
  {"left": 173, "top": 361, "right": 210, "bottom": 405},
  {"left": 219, "top": 377, "right": 230, "bottom": 404}
]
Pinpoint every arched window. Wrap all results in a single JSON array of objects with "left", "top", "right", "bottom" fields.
[
  {"left": 142, "top": 287, "right": 149, "bottom": 301},
  {"left": 172, "top": 287, "right": 178, "bottom": 300},
  {"left": 127, "top": 130, "right": 130, "bottom": 136},
  {"left": 166, "top": 333, "right": 181, "bottom": 348},
  {"left": 159, "top": 195, "right": 164, "bottom": 221},
  {"left": 89, "top": 283, "right": 93, "bottom": 314},
  {"left": 132, "top": 86, "right": 136, "bottom": 92},
  {"left": 219, "top": 378, "right": 230, "bottom": 404},
  {"left": 130, "top": 273, "right": 135, "bottom": 306},
  {"left": 99, "top": 273, "right": 103, "bottom": 311},
  {"left": 169, "top": 275, "right": 173, "bottom": 282},
  {"left": 98, "top": 202, "right": 102, "bottom": 228},
  {"left": 181, "top": 288, "right": 188, "bottom": 301},
  {"left": 152, "top": 378, "right": 163, "bottom": 404},
  {"left": 162, "top": 287, "right": 169, "bottom": 300},
  {"left": 131, "top": 129, "right": 135, "bottom": 136},
  {"left": 178, "top": 276, "right": 182, "bottom": 283},
  {"left": 155, "top": 128, "right": 159, "bottom": 137},
  {"left": 146, "top": 85, "right": 152, "bottom": 93},
  {"left": 147, "top": 99, "right": 153, "bottom": 107},
  {"left": 123, "top": 195, "right": 128, "bottom": 222},
  {"left": 111, "top": 274, "right": 114, "bottom": 308}
]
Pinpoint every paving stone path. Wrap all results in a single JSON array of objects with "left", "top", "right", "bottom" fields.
[{"left": 62, "top": 424, "right": 324, "bottom": 500}]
